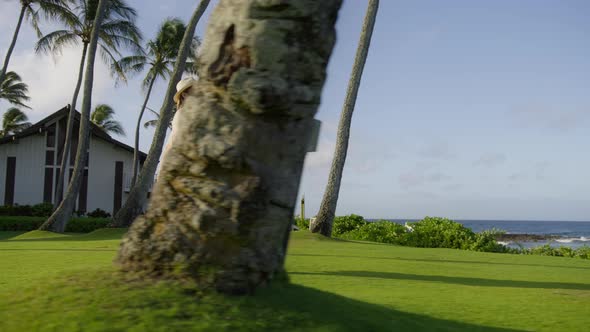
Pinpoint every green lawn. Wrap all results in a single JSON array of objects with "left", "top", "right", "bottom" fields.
[{"left": 1, "top": 230, "right": 589, "bottom": 331}]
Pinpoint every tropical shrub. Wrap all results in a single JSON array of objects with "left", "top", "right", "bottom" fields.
[
  {"left": 0, "top": 216, "right": 111, "bottom": 232},
  {"left": 294, "top": 217, "right": 310, "bottom": 230},
  {"left": 31, "top": 203, "right": 54, "bottom": 217},
  {"left": 87, "top": 208, "right": 111, "bottom": 218},
  {"left": 403, "top": 217, "right": 476, "bottom": 250},
  {"left": 332, "top": 214, "right": 368, "bottom": 236},
  {"left": 340, "top": 220, "right": 406, "bottom": 244}
]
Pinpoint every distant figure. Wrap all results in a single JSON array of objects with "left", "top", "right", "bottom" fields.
[{"left": 158, "top": 77, "right": 197, "bottom": 182}]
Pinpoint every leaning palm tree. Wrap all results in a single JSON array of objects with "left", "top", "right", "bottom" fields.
[
  {"left": 311, "top": 0, "right": 379, "bottom": 237},
  {"left": 39, "top": 0, "right": 108, "bottom": 233},
  {"left": 0, "top": 0, "right": 75, "bottom": 84},
  {"left": 1, "top": 108, "right": 31, "bottom": 137},
  {"left": 116, "top": 0, "right": 342, "bottom": 294},
  {"left": 112, "top": 17, "right": 198, "bottom": 187},
  {"left": 111, "top": 1, "right": 210, "bottom": 228},
  {"left": 0, "top": 71, "right": 30, "bottom": 108},
  {"left": 36, "top": 0, "right": 142, "bottom": 204},
  {"left": 91, "top": 104, "right": 125, "bottom": 136}
]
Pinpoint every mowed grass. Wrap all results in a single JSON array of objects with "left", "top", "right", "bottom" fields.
[{"left": 1, "top": 230, "right": 589, "bottom": 331}]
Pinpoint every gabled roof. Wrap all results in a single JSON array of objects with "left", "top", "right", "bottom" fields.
[{"left": 0, "top": 106, "right": 147, "bottom": 159}]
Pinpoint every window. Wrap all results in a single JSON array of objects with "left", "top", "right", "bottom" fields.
[
  {"left": 45, "top": 151, "right": 54, "bottom": 166},
  {"left": 46, "top": 124, "right": 56, "bottom": 148}
]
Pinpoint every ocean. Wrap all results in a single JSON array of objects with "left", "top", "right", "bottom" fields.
[{"left": 379, "top": 219, "right": 590, "bottom": 249}]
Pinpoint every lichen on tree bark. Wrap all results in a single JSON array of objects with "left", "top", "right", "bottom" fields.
[{"left": 117, "top": 0, "right": 343, "bottom": 294}]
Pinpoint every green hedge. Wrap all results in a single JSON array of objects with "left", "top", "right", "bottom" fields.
[
  {"left": 0, "top": 216, "right": 111, "bottom": 233},
  {"left": 330, "top": 215, "right": 588, "bottom": 259}
]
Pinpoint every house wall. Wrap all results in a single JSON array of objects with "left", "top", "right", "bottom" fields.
[
  {"left": 87, "top": 138, "right": 137, "bottom": 215},
  {"left": 0, "top": 134, "right": 46, "bottom": 205}
]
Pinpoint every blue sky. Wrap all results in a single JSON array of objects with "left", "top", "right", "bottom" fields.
[{"left": 1, "top": 0, "right": 589, "bottom": 221}]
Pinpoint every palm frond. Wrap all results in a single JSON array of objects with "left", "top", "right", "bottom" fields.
[
  {"left": 0, "top": 72, "right": 31, "bottom": 108},
  {"left": 91, "top": 104, "right": 125, "bottom": 136},
  {"left": 2, "top": 108, "right": 31, "bottom": 135},
  {"left": 35, "top": 29, "right": 79, "bottom": 55}
]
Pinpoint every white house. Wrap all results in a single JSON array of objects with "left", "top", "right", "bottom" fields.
[{"left": 0, "top": 106, "right": 150, "bottom": 215}]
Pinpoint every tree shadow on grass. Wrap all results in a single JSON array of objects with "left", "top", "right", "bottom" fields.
[
  {"left": 1, "top": 272, "right": 525, "bottom": 332},
  {"left": 290, "top": 271, "right": 590, "bottom": 291},
  {"left": 251, "top": 283, "right": 524, "bottom": 331},
  {"left": 290, "top": 253, "right": 590, "bottom": 271}
]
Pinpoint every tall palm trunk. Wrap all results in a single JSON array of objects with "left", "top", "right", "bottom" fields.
[
  {"left": 116, "top": 0, "right": 342, "bottom": 295},
  {"left": 111, "top": 0, "right": 211, "bottom": 227},
  {"left": 55, "top": 43, "right": 89, "bottom": 205},
  {"left": 311, "top": 0, "right": 379, "bottom": 237},
  {"left": 39, "top": 0, "right": 108, "bottom": 233},
  {"left": 0, "top": 5, "right": 27, "bottom": 84},
  {"left": 130, "top": 76, "right": 156, "bottom": 187}
]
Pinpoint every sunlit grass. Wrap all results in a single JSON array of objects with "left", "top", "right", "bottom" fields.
[{"left": 1, "top": 230, "right": 589, "bottom": 331}]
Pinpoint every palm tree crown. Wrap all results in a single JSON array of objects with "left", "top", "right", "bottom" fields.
[
  {"left": 35, "top": 0, "right": 142, "bottom": 78},
  {"left": 0, "top": 0, "right": 74, "bottom": 84},
  {"left": 0, "top": 71, "right": 31, "bottom": 108},
  {"left": 91, "top": 104, "right": 125, "bottom": 136},
  {"left": 1, "top": 108, "right": 32, "bottom": 137},
  {"left": 114, "top": 18, "right": 198, "bottom": 88}
]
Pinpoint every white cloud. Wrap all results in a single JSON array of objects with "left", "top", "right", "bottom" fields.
[{"left": 2, "top": 47, "right": 113, "bottom": 122}]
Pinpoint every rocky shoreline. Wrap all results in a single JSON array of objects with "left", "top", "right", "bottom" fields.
[{"left": 494, "top": 233, "right": 561, "bottom": 242}]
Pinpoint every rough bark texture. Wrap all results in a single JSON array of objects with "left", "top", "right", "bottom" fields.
[
  {"left": 0, "top": 5, "right": 26, "bottom": 86},
  {"left": 117, "top": 0, "right": 342, "bottom": 294},
  {"left": 310, "top": 0, "right": 379, "bottom": 237},
  {"left": 55, "top": 43, "right": 88, "bottom": 205},
  {"left": 111, "top": 0, "right": 211, "bottom": 228},
  {"left": 39, "top": 0, "right": 107, "bottom": 233},
  {"left": 130, "top": 76, "right": 156, "bottom": 187}
]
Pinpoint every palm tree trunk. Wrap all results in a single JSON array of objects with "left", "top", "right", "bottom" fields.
[
  {"left": 54, "top": 43, "right": 89, "bottom": 205},
  {"left": 0, "top": 5, "right": 26, "bottom": 85},
  {"left": 130, "top": 76, "right": 156, "bottom": 187},
  {"left": 116, "top": 0, "right": 342, "bottom": 295},
  {"left": 310, "top": 0, "right": 379, "bottom": 237},
  {"left": 39, "top": 0, "right": 108, "bottom": 233},
  {"left": 111, "top": 0, "right": 211, "bottom": 228}
]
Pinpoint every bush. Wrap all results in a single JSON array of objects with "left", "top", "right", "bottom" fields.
[
  {"left": 0, "top": 216, "right": 111, "bottom": 233},
  {"left": 340, "top": 221, "right": 406, "bottom": 245},
  {"left": 31, "top": 203, "right": 54, "bottom": 217},
  {"left": 332, "top": 214, "right": 367, "bottom": 236},
  {"left": 0, "top": 216, "right": 44, "bottom": 231},
  {"left": 294, "top": 217, "right": 310, "bottom": 230},
  {"left": 403, "top": 217, "right": 476, "bottom": 250},
  {"left": 470, "top": 228, "right": 510, "bottom": 253},
  {"left": 87, "top": 208, "right": 111, "bottom": 218},
  {"left": 66, "top": 218, "right": 111, "bottom": 232}
]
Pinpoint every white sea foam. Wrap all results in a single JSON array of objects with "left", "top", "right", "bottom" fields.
[{"left": 555, "top": 237, "right": 590, "bottom": 243}]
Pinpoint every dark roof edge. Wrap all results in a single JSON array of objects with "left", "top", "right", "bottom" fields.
[{"left": 0, "top": 105, "right": 147, "bottom": 159}]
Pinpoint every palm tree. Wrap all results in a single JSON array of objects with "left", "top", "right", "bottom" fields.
[
  {"left": 111, "top": 0, "right": 210, "bottom": 228},
  {"left": 113, "top": 17, "right": 198, "bottom": 187},
  {"left": 310, "top": 0, "right": 380, "bottom": 237},
  {"left": 91, "top": 104, "right": 125, "bottom": 136},
  {"left": 116, "top": 0, "right": 342, "bottom": 294},
  {"left": 1, "top": 108, "right": 31, "bottom": 137},
  {"left": 0, "top": 71, "right": 30, "bottom": 108},
  {"left": 36, "top": 0, "right": 142, "bottom": 204},
  {"left": 39, "top": 0, "right": 108, "bottom": 233},
  {"left": 0, "top": 0, "right": 74, "bottom": 84}
]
